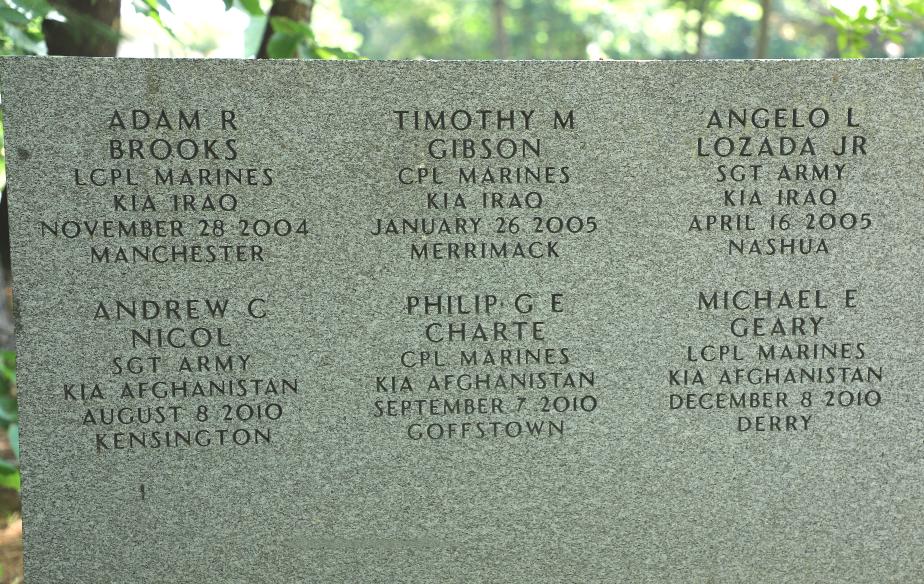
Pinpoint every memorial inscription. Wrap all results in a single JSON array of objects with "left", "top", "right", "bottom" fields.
[{"left": 1, "top": 57, "right": 922, "bottom": 583}]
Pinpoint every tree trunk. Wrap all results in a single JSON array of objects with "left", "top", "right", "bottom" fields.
[
  {"left": 492, "top": 0, "right": 509, "bottom": 59},
  {"left": 258, "top": 0, "right": 315, "bottom": 59},
  {"left": 42, "top": 0, "right": 120, "bottom": 57},
  {"left": 756, "top": 0, "right": 771, "bottom": 58}
]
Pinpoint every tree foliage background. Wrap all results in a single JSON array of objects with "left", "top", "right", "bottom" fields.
[{"left": 0, "top": 0, "right": 921, "bottom": 60}]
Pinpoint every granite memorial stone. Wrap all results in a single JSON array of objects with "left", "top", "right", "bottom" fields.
[{"left": 0, "top": 56, "right": 922, "bottom": 582}]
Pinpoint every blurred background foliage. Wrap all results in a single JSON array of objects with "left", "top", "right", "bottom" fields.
[{"left": 0, "top": 0, "right": 920, "bottom": 61}]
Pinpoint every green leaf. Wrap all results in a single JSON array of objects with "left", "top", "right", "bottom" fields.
[
  {"left": 13, "top": 0, "right": 53, "bottom": 18},
  {"left": 266, "top": 33, "right": 298, "bottom": 58},
  {"left": 238, "top": 0, "right": 263, "bottom": 16},
  {"left": 8, "top": 424, "right": 18, "bottom": 461},
  {"left": 266, "top": 16, "right": 317, "bottom": 59},
  {"left": 270, "top": 16, "right": 311, "bottom": 36},
  {"left": 314, "top": 45, "right": 361, "bottom": 60},
  {"left": 1, "top": 21, "right": 42, "bottom": 54},
  {"left": 0, "top": 364, "right": 13, "bottom": 384},
  {"left": 0, "top": 402, "right": 18, "bottom": 424},
  {"left": 0, "top": 468, "right": 19, "bottom": 491},
  {"left": 830, "top": 6, "right": 850, "bottom": 20},
  {"left": 222, "top": 0, "right": 233, "bottom": 8},
  {"left": 0, "top": 6, "right": 29, "bottom": 26},
  {"left": 133, "top": 0, "right": 179, "bottom": 41}
]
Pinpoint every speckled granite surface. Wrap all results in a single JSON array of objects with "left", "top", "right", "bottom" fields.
[{"left": 0, "top": 57, "right": 922, "bottom": 583}]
